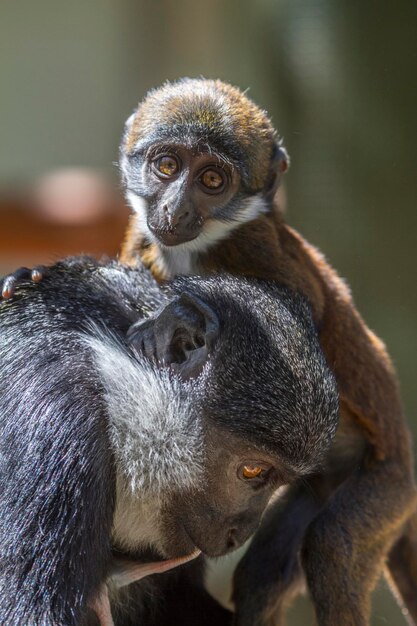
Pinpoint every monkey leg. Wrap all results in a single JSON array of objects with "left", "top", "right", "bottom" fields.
[
  {"left": 233, "top": 484, "right": 322, "bottom": 626},
  {"left": 385, "top": 508, "right": 417, "bottom": 625},
  {"left": 301, "top": 461, "right": 417, "bottom": 626}
]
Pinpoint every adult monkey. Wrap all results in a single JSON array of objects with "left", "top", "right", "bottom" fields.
[
  {"left": 3, "top": 78, "right": 417, "bottom": 625},
  {"left": 0, "top": 257, "right": 339, "bottom": 626}
]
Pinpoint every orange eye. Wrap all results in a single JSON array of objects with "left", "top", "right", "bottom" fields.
[
  {"left": 156, "top": 155, "right": 179, "bottom": 177},
  {"left": 242, "top": 465, "right": 263, "bottom": 479},
  {"left": 200, "top": 169, "right": 224, "bottom": 190}
]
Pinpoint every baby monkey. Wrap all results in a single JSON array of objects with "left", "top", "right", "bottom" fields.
[
  {"left": 4, "top": 78, "right": 417, "bottom": 625},
  {"left": 119, "top": 78, "right": 417, "bottom": 626}
]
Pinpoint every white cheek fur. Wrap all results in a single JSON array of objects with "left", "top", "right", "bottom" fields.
[
  {"left": 83, "top": 326, "right": 204, "bottom": 550},
  {"left": 125, "top": 192, "right": 156, "bottom": 244},
  {"left": 85, "top": 326, "right": 204, "bottom": 496},
  {"left": 125, "top": 190, "right": 267, "bottom": 278}
]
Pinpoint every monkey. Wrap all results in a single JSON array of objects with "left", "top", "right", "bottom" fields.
[
  {"left": 113, "top": 79, "right": 417, "bottom": 626},
  {"left": 117, "top": 78, "right": 417, "bottom": 625},
  {"left": 0, "top": 255, "right": 339, "bottom": 626},
  {"left": 3, "top": 77, "right": 416, "bottom": 624}
]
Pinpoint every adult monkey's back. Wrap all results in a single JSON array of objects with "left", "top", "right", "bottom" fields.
[{"left": 118, "top": 79, "right": 417, "bottom": 626}]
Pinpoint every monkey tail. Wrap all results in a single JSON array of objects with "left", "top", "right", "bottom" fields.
[{"left": 385, "top": 508, "right": 417, "bottom": 626}]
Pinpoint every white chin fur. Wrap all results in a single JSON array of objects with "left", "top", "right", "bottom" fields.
[
  {"left": 185, "top": 194, "right": 268, "bottom": 253},
  {"left": 125, "top": 190, "right": 268, "bottom": 278},
  {"left": 125, "top": 191, "right": 158, "bottom": 245},
  {"left": 82, "top": 325, "right": 205, "bottom": 553},
  {"left": 126, "top": 191, "right": 267, "bottom": 254}
]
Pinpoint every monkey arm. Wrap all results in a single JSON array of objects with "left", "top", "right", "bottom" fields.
[{"left": 233, "top": 483, "right": 322, "bottom": 626}]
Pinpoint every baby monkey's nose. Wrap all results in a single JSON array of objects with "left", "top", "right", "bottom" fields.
[{"left": 164, "top": 204, "right": 190, "bottom": 229}]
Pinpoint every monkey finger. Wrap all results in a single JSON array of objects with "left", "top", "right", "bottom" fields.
[
  {"left": 1, "top": 267, "right": 32, "bottom": 299},
  {"left": 31, "top": 265, "right": 47, "bottom": 283},
  {"left": 1, "top": 266, "right": 47, "bottom": 299}
]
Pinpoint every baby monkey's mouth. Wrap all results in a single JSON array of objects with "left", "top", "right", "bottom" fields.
[{"left": 148, "top": 222, "right": 201, "bottom": 247}]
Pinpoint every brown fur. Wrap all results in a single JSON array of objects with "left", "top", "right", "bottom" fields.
[
  {"left": 119, "top": 78, "right": 416, "bottom": 625},
  {"left": 121, "top": 210, "right": 408, "bottom": 460},
  {"left": 120, "top": 207, "right": 417, "bottom": 625},
  {"left": 124, "top": 79, "right": 277, "bottom": 191}
]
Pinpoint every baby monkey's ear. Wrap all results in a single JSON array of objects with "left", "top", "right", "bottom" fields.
[
  {"left": 128, "top": 293, "right": 219, "bottom": 380},
  {"left": 264, "top": 141, "right": 290, "bottom": 202}
]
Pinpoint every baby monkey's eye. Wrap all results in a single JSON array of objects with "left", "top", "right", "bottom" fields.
[
  {"left": 155, "top": 155, "right": 180, "bottom": 178},
  {"left": 199, "top": 168, "right": 225, "bottom": 192}
]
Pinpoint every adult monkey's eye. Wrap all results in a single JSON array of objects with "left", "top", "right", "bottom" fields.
[
  {"left": 200, "top": 169, "right": 225, "bottom": 191},
  {"left": 155, "top": 155, "right": 180, "bottom": 178},
  {"left": 241, "top": 465, "right": 264, "bottom": 479}
]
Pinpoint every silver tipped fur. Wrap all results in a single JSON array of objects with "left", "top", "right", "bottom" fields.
[{"left": 86, "top": 327, "right": 204, "bottom": 498}]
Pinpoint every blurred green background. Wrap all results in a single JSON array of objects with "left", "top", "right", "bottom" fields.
[{"left": 1, "top": 1, "right": 416, "bottom": 623}]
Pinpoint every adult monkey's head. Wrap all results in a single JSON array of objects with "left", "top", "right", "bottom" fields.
[{"left": 120, "top": 78, "right": 288, "bottom": 249}]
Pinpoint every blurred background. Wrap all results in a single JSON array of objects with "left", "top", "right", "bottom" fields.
[{"left": 1, "top": 0, "right": 416, "bottom": 622}]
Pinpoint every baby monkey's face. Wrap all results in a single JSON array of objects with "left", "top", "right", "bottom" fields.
[
  {"left": 123, "top": 142, "right": 245, "bottom": 249},
  {"left": 119, "top": 78, "right": 289, "bottom": 252},
  {"left": 140, "top": 145, "right": 240, "bottom": 247}
]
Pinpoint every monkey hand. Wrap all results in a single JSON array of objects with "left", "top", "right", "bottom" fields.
[{"left": 1, "top": 266, "right": 46, "bottom": 299}]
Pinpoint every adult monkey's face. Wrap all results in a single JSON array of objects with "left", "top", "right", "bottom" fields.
[
  {"left": 120, "top": 78, "right": 288, "bottom": 250},
  {"left": 122, "top": 281, "right": 339, "bottom": 558}
]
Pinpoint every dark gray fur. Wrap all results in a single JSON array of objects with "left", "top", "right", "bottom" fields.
[{"left": 0, "top": 257, "right": 338, "bottom": 625}]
